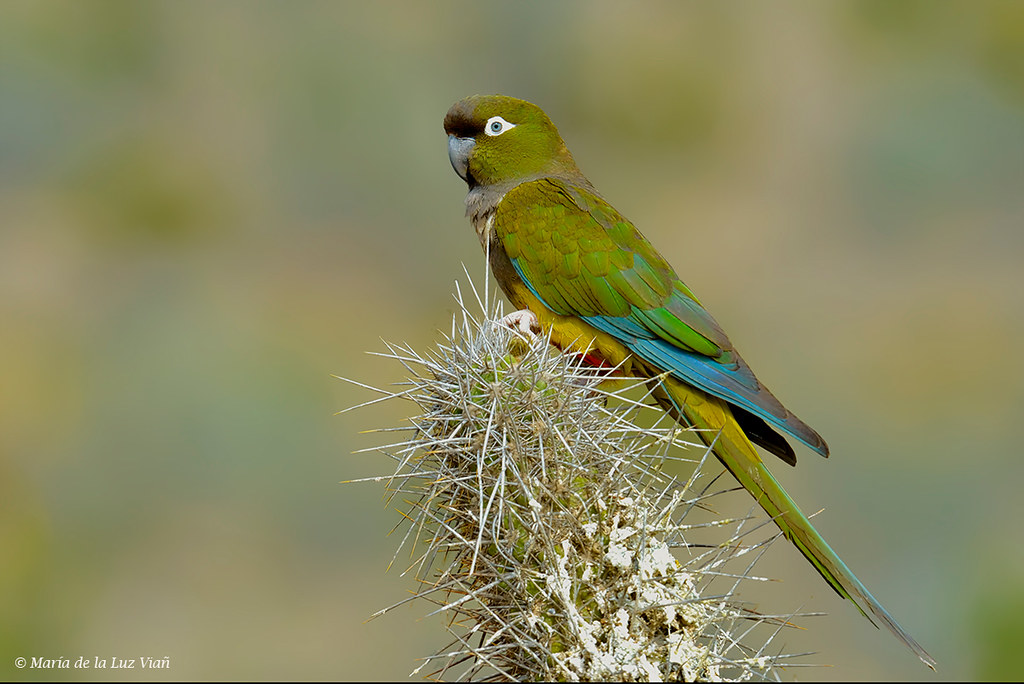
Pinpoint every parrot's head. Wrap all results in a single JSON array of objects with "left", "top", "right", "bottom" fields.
[{"left": 444, "top": 95, "right": 581, "bottom": 189}]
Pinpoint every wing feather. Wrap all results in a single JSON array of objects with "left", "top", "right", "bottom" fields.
[{"left": 493, "top": 178, "right": 829, "bottom": 458}]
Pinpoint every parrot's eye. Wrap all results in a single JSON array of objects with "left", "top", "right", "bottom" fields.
[{"left": 484, "top": 116, "right": 516, "bottom": 137}]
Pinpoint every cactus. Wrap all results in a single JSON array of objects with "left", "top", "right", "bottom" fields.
[{"left": 343, "top": 280, "right": 814, "bottom": 681}]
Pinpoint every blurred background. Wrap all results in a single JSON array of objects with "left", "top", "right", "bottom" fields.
[{"left": 1, "top": 0, "right": 1022, "bottom": 680}]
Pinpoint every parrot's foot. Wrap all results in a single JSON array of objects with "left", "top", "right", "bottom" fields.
[{"left": 498, "top": 309, "right": 541, "bottom": 338}]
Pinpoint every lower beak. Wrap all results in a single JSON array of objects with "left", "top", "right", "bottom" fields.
[{"left": 447, "top": 135, "right": 475, "bottom": 183}]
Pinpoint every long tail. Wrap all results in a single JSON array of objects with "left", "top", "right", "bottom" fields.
[{"left": 653, "top": 375, "right": 936, "bottom": 670}]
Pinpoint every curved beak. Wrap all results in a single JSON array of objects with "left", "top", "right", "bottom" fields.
[{"left": 447, "top": 135, "right": 475, "bottom": 183}]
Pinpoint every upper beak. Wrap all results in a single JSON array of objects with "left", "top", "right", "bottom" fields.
[{"left": 447, "top": 135, "right": 475, "bottom": 183}]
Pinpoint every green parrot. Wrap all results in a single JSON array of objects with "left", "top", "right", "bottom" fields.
[{"left": 443, "top": 94, "right": 934, "bottom": 669}]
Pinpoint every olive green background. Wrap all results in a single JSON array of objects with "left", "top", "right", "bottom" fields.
[{"left": 2, "top": 1, "right": 1022, "bottom": 681}]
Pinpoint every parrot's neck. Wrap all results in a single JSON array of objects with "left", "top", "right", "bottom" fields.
[
  {"left": 464, "top": 182, "right": 513, "bottom": 233},
  {"left": 464, "top": 170, "right": 597, "bottom": 238}
]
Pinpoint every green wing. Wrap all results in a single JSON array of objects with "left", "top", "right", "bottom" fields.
[
  {"left": 493, "top": 178, "right": 829, "bottom": 459},
  {"left": 495, "top": 178, "right": 729, "bottom": 357}
]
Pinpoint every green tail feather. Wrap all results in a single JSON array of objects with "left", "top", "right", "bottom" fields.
[{"left": 653, "top": 377, "right": 936, "bottom": 670}]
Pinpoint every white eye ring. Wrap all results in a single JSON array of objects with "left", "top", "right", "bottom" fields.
[{"left": 484, "top": 116, "right": 516, "bottom": 137}]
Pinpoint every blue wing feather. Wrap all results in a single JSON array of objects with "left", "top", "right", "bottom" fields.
[{"left": 508, "top": 259, "right": 829, "bottom": 459}]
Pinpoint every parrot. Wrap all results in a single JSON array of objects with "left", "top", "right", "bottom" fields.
[{"left": 442, "top": 94, "right": 934, "bottom": 669}]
